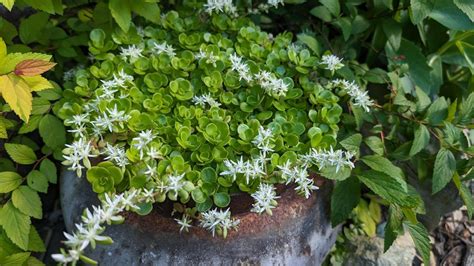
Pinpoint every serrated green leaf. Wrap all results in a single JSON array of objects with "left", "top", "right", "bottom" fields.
[
  {"left": 0, "top": 118, "right": 7, "bottom": 139},
  {"left": 432, "top": 148, "right": 456, "bottom": 194},
  {"left": 132, "top": 1, "right": 161, "bottom": 24},
  {"left": 331, "top": 176, "right": 360, "bottom": 226},
  {"left": 297, "top": 33, "right": 320, "bottom": 55},
  {"left": 415, "top": 86, "right": 431, "bottom": 112},
  {"left": 26, "top": 256, "right": 45, "bottom": 266},
  {"left": 2, "top": 252, "right": 31, "bottom": 265},
  {"left": 0, "top": 37, "right": 6, "bottom": 59},
  {"left": 410, "top": 0, "right": 433, "bottom": 24},
  {"left": 0, "top": 202, "right": 31, "bottom": 250},
  {"left": 425, "top": 97, "right": 448, "bottom": 125},
  {"left": 26, "top": 170, "right": 48, "bottom": 193},
  {"left": 382, "top": 19, "right": 402, "bottom": 51},
  {"left": 364, "top": 136, "right": 384, "bottom": 155},
  {"left": 430, "top": 0, "right": 474, "bottom": 30},
  {"left": 0, "top": 171, "right": 22, "bottom": 193},
  {"left": 12, "top": 186, "right": 42, "bottom": 219},
  {"left": 405, "top": 222, "right": 430, "bottom": 265},
  {"left": 18, "top": 115, "right": 42, "bottom": 134},
  {"left": 22, "top": 0, "right": 55, "bottom": 14},
  {"left": 4, "top": 143, "right": 37, "bottom": 165},
  {"left": 109, "top": 0, "right": 132, "bottom": 32},
  {"left": 453, "top": 172, "right": 473, "bottom": 219},
  {"left": 361, "top": 155, "right": 406, "bottom": 191},
  {"left": 38, "top": 114, "right": 66, "bottom": 150},
  {"left": 310, "top": 6, "right": 332, "bottom": 23},
  {"left": 39, "top": 158, "right": 57, "bottom": 184},
  {"left": 339, "top": 133, "right": 362, "bottom": 158},
  {"left": 409, "top": 124, "right": 430, "bottom": 156},
  {"left": 19, "top": 13, "right": 50, "bottom": 44},
  {"left": 27, "top": 227, "right": 45, "bottom": 252},
  {"left": 320, "top": 0, "right": 339, "bottom": 16},
  {"left": 397, "top": 39, "right": 433, "bottom": 94},
  {"left": 384, "top": 204, "right": 404, "bottom": 251},
  {"left": 454, "top": 0, "right": 474, "bottom": 22},
  {"left": 357, "top": 170, "right": 411, "bottom": 206}
]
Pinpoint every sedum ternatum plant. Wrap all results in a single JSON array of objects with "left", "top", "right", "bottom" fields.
[{"left": 53, "top": 1, "right": 377, "bottom": 264}]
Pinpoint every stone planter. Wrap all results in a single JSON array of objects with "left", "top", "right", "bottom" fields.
[{"left": 61, "top": 170, "right": 340, "bottom": 265}]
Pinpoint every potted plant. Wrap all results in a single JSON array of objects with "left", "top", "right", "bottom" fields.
[
  {"left": 52, "top": 1, "right": 375, "bottom": 264},
  {"left": 52, "top": 0, "right": 474, "bottom": 265}
]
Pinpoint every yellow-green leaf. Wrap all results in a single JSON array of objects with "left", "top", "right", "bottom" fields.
[
  {"left": 0, "top": 202, "right": 31, "bottom": 250},
  {"left": 0, "top": 37, "right": 6, "bottom": 59},
  {"left": 0, "top": 171, "right": 23, "bottom": 193},
  {"left": 21, "top": 75, "right": 53, "bottom": 91},
  {"left": 0, "top": 74, "right": 33, "bottom": 122},
  {"left": 5, "top": 143, "right": 37, "bottom": 165},
  {"left": 2, "top": 252, "right": 31, "bottom": 266},
  {"left": 12, "top": 186, "right": 42, "bottom": 219},
  {"left": 0, "top": 118, "right": 7, "bottom": 138},
  {"left": 27, "top": 227, "right": 45, "bottom": 252},
  {"left": 0, "top": 0, "right": 15, "bottom": 11}
]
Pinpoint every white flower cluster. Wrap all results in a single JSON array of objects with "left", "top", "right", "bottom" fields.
[
  {"left": 192, "top": 93, "right": 222, "bottom": 108},
  {"left": 277, "top": 162, "right": 318, "bottom": 199},
  {"left": 320, "top": 54, "right": 344, "bottom": 72},
  {"left": 99, "top": 69, "right": 134, "bottom": 100},
  {"left": 251, "top": 183, "right": 279, "bottom": 215},
  {"left": 229, "top": 53, "right": 252, "bottom": 82},
  {"left": 252, "top": 126, "right": 274, "bottom": 155},
  {"left": 103, "top": 143, "right": 129, "bottom": 168},
  {"left": 329, "top": 79, "right": 374, "bottom": 112},
  {"left": 92, "top": 104, "right": 130, "bottom": 133},
  {"left": 221, "top": 157, "right": 265, "bottom": 184},
  {"left": 254, "top": 70, "right": 289, "bottom": 97},
  {"left": 62, "top": 138, "right": 97, "bottom": 177},
  {"left": 195, "top": 48, "right": 220, "bottom": 66},
  {"left": 120, "top": 45, "right": 144, "bottom": 63},
  {"left": 153, "top": 41, "right": 176, "bottom": 57},
  {"left": 132, "top": 130, "right": 156, "bottom": 160},
  {"left": 199, "top": 208, "right": 240, "bottom": 237},
  {"left": 203, "top": 0, "right": 237, "bottom": 16},
  {"left": 300, "top": 147, "right": 355, "bottom": 173},
  {"left": 175, "top": 214, "right": 193, "bottom": 233},
  {"left": 165, "top": 173, "right": 185, "bottom": 196},
  {"left": 52, "top": 191, "right": 140, "bottom": 264},
  {"left": 229, "top": 53, "right": 290, "bottom": 97}
]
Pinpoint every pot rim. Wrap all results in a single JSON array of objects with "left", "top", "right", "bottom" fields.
[{"left": 122, "top": 175, "right": 327, "bottom": 240}]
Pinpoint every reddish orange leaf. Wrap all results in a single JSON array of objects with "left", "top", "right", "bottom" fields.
[{"left": 14, "top": 60, "right": 56, "bottom": 76}]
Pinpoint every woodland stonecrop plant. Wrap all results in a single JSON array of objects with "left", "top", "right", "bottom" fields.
[{"left": 53, "top": 1, "right": 377, "bottom": 264}]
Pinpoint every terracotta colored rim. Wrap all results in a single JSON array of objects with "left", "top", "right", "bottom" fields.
[{"left": 123, "top": 175, "right": 327, "bottom": 240}]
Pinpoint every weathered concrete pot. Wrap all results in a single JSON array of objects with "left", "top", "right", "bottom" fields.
[{"left": 61, "top": 170, "right": 340, "bottom": 265}]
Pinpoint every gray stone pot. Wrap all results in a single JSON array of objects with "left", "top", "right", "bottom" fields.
[{"left": 61, "top": 170, "right": 340, "bottom": 265}]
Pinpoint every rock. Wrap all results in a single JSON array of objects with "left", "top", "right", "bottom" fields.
[{"left": 343, "top": 233, "right": 416, "bottom": 266}]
